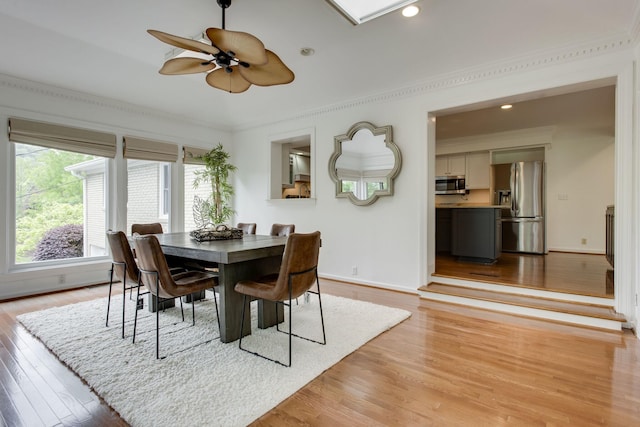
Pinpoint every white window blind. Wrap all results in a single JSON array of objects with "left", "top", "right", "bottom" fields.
[
  {"left": 183, "top": 146, "right": 210, "bottom": 165},
  {"left": 8, "top": 117, "right": 117, "bottom": 158},
  {"left": 123, "top": 136, "right": 179, "bottom": 162}
]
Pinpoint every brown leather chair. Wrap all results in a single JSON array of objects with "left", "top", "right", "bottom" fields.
[
  {"left": 133, "top": 234, "right": 220, "bottom": 359},
  {"left": 106, "top": 230, "right": 142, "bottom": 339},
  {"left": 270, "top": 223, "right": 295, "bottom": 237},
  {"left": 131, "top": 223, "right": 163, "bottom": 235},
  {"left": 237, "top": 222, "right": 257, "bottom": 235},
  {"left": 234, "top": 231, "right": 325, "bottom": 367}
]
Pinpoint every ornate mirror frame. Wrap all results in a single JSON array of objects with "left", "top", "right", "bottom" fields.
[{"left": 328, "top": 121, "right": 402, "bottom": 206}]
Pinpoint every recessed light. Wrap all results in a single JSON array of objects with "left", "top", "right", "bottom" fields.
[
  {"left": 402, "top": 5, "right": 420, "bottom": 17},
  {"left": 300, "top": 47, "right": 315, "bottom": 56},
  {"left": 500, "top": 104, "right": 513, "bottom": 110}
]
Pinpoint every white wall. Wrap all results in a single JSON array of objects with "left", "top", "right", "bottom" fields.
[
  {"left": 546, "top": 127, "right": 615, "bottom": 253},
  {"left": 232, "top": 101, "right": 425, "bottom": 292},
  {"left": 232, "top": 47, "right": 638, "bottom": 327}
]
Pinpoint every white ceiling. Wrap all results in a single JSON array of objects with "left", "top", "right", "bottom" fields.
[{"left": 0, "top": 0, "right": 637, "bottom": 131}]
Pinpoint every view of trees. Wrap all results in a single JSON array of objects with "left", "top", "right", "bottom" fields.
[{"left": 15, "top": 144, "right": 90, "bottom": 262}]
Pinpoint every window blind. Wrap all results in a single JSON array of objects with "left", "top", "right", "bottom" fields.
[
  {"left": 123, "top": 136, "right": 179, "bottom": 162},
  {"left": 8, "top": 117, "right": 117, "bottom": 158},
  {"left": 183, "top": 146, "right": 210, "bottom": 165}
]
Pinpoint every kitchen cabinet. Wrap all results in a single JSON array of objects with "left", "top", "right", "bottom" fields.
[
  {"left": 283, "top": 154, "right": 311, "bottom": 187},
  {"left": 451, "top": 207, "right": 501, "bottom": 262},
  {"left": 465, "top": 151, "right": 490, "bottom": 189},
  {"left": 436, "top": 154, "right": 466, "bottom": 176},
  {"left": 436, "top": 208, "right": 452, "bottom": 253},
  {"left": 291, "top": 154, "right": 310, "bottom": 177}
]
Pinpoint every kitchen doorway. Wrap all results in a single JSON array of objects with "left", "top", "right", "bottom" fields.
[{"left": 432, "top": 83, "right": 615, "bottom": 299}]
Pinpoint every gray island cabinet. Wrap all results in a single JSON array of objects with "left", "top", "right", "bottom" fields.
[{"left": 437, "top": 205, "right": 502, "bottom": 263}]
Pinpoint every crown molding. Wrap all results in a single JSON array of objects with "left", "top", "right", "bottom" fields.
[
  {"left": 237, "top": 32, "right": 637, "bottom": 132},
  {"left": 0, "top": 73, "right": 231, "bottom": 132}
]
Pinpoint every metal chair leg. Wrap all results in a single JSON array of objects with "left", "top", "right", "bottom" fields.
[
  {"left": 132, "top": 277, "right": 142, "bottom": 344},
  {"left": 192, "top": 298, "right": 196, "bottom": 326},
  {"left": 121, "top": 273, "right": 127, "bottom": 339},
  {"left": 211, "top": 287, "right": 220, "bottom": 330},
  {"left": 106, "top": 266, "right": 114, "bottom": 327},
  {"left": 155, "top": 292, "right": 160, "bottom": 359}
]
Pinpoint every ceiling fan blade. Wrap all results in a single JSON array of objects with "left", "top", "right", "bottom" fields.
[
  {"left": 148, "top": 29, "right": 220, "bottom": 55},
  {"left": 238, "top": 50, "right": 295, "bottom": 86},
  {"left": 158, "top": 57, "right": 216, "bottom": 75},
  {"left": 205, "top": 28, "right": 268, "bottom": 65},
  {"left": 205, "top": 66, "right": 252, "bottom": 93}
]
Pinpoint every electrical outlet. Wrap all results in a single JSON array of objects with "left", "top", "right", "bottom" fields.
[
  {"left": 581, "top": 238, "right": 587, "bottom": 245},
  {"left": 351, "top": 265, "right": 358, "bottom": 275}
]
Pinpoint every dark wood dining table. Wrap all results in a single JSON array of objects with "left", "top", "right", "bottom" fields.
[{"left": 154, "top": 232, "right": 287, "bottom": 343}]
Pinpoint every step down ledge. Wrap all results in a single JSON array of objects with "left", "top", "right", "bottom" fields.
[
  {"left": 420, "top": 291, "right": 622, "bottom": 331},
  {"left": 428, "top": 275, "right": 613, "bottom": 306}
]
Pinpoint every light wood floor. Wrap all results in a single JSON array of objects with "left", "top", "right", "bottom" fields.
[
  {"left": 1, "top": 279, "right": 638, "bottom": 426},
  {"left": 435, "top": 251, "right": 614, "bottom": 298}
]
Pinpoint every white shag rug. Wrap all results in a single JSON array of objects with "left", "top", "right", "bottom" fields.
[{"left": 17, "top": 291, "right": 410, "bottom": 426}]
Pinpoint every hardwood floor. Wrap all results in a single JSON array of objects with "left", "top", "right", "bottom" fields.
[
  {"left": 1, "top": 280, "right": 638, "bottom": 426},
  {"left": 434, "top": 251, "right": 614, "bottom": 297}
]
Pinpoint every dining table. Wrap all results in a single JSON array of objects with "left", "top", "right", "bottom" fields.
[{"left": 154, "top": 232, "right": 287, "bottom": 343}]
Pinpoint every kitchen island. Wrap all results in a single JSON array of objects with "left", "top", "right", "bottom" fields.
[{"left": 436, "top": 204, "right": 502, "bottom": 263}]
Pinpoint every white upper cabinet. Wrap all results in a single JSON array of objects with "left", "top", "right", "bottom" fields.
[
  {"left": 436, "top": 154, "right": 466, "bottom": 176},
  {"left": 465, "top": 151, "right": 490, "bottom": 189}
]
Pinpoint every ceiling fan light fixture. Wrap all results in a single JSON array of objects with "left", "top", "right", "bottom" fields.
[{"left": 149, "top": 0, "right": 294, "bottom": 93}]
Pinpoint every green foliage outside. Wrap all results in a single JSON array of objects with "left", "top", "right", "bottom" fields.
[
  {"left": 192, "top": 143, "right": 237, "bottom": 226},
  {"left": 15, "top": 144, "right": 89, "bottom": 262}
]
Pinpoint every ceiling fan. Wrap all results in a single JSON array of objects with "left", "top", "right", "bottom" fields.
[{"left": 148, "top": 0, "right": 294, "bottom": 93}]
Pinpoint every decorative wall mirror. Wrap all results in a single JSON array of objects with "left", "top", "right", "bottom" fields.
[{"left": 329, "top": 121, "right": 401, "bottom": 206}]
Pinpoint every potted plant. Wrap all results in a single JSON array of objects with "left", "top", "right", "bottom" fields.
[{"left": 191, "top": 143, "right": 238, "bottom": 238}]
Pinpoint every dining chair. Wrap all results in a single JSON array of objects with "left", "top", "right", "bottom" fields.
[
  {"left": 131, "top": 222, "right": 163, "bottom": 235},
  {"left": 234, "top": 231, "right": 325, "bottom": 367},
  {"left": 270, "top": 223, "right": 295, "bottom": 237},
  {"left": 237, "top": 222, "right": 257, "bottom": 235},
  {"left": 106, "top": 230, "right": 142, "bottom": 339},
  {"left": 132, "top": 234, "right": 220, "bottom": 359}
]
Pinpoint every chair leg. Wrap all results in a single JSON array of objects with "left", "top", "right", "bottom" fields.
[
  {"left": 238, "top": 294, "right": 248, "bottom": 352},
  {"left": 191, "top": 298, "right": 196, "bottom": 326},
  {"left": 121, "top": 273, "right": 127, "bottom": 339},
  {"left": 156, "top": 292, "right": 160, "bottom": 359},
  {"left": 132, "top": 277, "right": 142, "bottom": 344},
  {"left": 287, "top": 291, "right": 292, "bottom": 367},
  {"left": 211, "top": 287, "right": 220, "bottom": 330},
  {"left": 315, "top": 274, "right": 327, "bottom": 345},
  {"left": 180, "top": 298, "right": 185, "bottom": 322},
  {"left": 106, "top": 266, "right": 114, "bottom": 327}
]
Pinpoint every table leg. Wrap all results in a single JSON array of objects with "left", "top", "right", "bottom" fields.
[{"left": 217, "top": 255, "right": 282, "bottom": 343}]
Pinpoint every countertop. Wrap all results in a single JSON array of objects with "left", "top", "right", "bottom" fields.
[{"left": 436, "top": 203, "right": 506, "bottom": 209}]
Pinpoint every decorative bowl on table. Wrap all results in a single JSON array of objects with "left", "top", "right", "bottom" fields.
[{"left": 189, "top": 225, "right": 243, "bottom": 242}]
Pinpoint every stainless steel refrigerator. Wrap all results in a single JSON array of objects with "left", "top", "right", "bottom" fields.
[{"left": 501, "top": 160, "right": 545, "bottom": 254}]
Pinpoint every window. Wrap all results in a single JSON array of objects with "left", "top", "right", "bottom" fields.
[
  {"left": 126, "top": 160, "right": 170, "bottom": 233},
  {"left": 14, "top": 143, "right": 107, "bottom": 263},
  {"left": 123, "top": 135, "right": 179, "bottom": 233},
  {"left": 160, "top": 163, "right": 170, "bottom": 217},
  {"left": 183, "top": 163, "right": 211, "bottom": 231},
  {"left": 9, "top": 117, "right": 116, "bottom": 265}
]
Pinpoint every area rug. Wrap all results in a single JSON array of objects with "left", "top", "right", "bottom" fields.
[{"left": 17, "top": 291, "right": 410, "bottom": 426}]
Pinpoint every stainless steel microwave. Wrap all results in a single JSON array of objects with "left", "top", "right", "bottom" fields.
[{"left": 435, "top": 175, "right": 466, "bottom": 195}]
